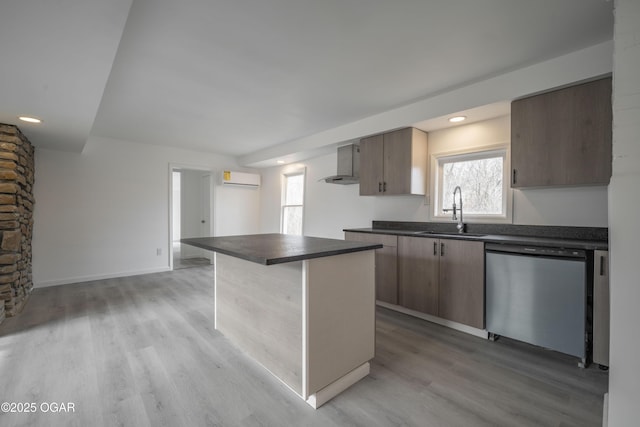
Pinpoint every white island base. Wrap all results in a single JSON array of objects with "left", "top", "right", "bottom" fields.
[{"left": 214, "top": 250, "right": 375, "bottom": 409}]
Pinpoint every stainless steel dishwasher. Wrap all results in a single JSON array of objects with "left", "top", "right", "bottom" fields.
[{"left": 485, "top": 243, "right": 588, "bottom": 367}]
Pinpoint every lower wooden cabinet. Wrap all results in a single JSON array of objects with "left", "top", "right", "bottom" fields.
[
  {"left": 593, "top": 250, "right": 609, "bottom": 367},
  {"left": 345, "top": 232, "right": 485, "bottom": 329},
  {"left": 398, "top": 236, "right": 485, "bottom": 329},
  {"left": 344, "top": 232, "right": 398, "bottom": 304},
  {"left": 398, "top": 236, "right": 439, "bottom": 315},
  {"left": 438, "top": 238, "right": 485, "bottom": 329}
]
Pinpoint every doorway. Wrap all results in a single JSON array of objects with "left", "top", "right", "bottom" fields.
[{"left": 171, "top": 167, "right": 214, "bottom": 270}]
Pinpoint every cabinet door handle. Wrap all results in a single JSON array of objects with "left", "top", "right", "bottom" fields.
[
  {"left": 600, "top": 255, "right": 605, "bottom": 276},
  {"left": 512, "top": 169, "right": 517, "bottom": 185},
  {"left": 383, "top": 182, "right": 387, "bottom": 192},
  {"left": 440, "top": 242, "right": 445, "bottom": 257},
  {"left": 433, "top": 242, "right": 437, "bottom": 256},
  {"left": 378, "top": 182, "right": 382, "bottom": 192}
]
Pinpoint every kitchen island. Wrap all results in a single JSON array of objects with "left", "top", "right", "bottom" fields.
[{"left": 181, "top": 233, "right": 382, "bottom": 408}]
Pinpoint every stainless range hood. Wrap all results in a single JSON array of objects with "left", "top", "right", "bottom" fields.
[{"left": 321, "top": 144, "right": 360, "bottom": 185}]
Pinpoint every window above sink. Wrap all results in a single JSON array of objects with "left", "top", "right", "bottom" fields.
[{"left": 430, "top": 144, "right": 512, "bottom": 224}]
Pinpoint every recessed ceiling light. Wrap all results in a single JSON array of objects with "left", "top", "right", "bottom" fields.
[
  {"left": 448, "top": 116, "right": 466, "bottom": 123},
  {"left": 276, "top": 160, "right": 285, "bottom": 164},
  {"left": 18, "top": 116, "right": 42, "bottom": 124}
]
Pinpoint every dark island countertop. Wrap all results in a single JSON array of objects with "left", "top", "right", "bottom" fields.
[{"left": 182, "top": 233, "right": 382, "bottom": 265}]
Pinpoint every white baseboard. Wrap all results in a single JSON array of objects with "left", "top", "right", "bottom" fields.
[
  {"left": 306, "top": 363, "right": 370, "bottom": 409},
  {"left": 33, "top": 266, "right": 172, "bottom": 288},
  {"left": 376, "top": 301, "right": 489, "bottom": 339}
]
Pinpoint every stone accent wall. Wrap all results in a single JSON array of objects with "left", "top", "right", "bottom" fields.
[{"left": 0, "top": 124, "right": 35, "bottom": 323}]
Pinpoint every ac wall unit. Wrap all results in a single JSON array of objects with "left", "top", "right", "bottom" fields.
[{"left": 221, "top": 170, "right": 261, "bottom": 187}]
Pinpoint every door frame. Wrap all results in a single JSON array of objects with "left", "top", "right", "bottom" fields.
[{"left": 168, "top": 163, "right": 216, "bottom": 270}]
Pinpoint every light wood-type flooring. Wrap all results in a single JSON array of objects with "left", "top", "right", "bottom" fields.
[
  {"left": 0, "top": 267, "right": 608, "bottom": 427},
  {"left": 173, "top": 257, "right": 212, "bottom": 270}
]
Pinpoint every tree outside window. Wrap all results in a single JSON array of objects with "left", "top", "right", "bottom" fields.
[{"left": 435, "top": 148, "right": 509, "bottom": 220}]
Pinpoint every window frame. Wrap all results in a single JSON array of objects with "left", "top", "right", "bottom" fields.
[
  {"left": 430, "top": 144, "right": 512, "bottom": 223},
  {"left": 280, "top": 168, "right": 306, "bottom": 235}
]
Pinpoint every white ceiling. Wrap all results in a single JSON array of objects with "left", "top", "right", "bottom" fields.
[{"left": 0, "top": 0, "right": 613, "bottom": 163}]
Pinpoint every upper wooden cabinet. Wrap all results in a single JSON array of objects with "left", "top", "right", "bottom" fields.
[
  {"left": 359, "top": 128, "right": 428, "bottom": 196},
  {"left": 511, "top": 77, "right": 612, "bottom": 188}
]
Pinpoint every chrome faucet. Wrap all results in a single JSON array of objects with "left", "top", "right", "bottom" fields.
[{"left": 444, "top": 186, "right": 465, "bottom": 233}]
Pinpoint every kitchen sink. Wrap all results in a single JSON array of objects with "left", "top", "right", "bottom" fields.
[{"left": 413, "top": 231, "right": 486, "bottom": 237}]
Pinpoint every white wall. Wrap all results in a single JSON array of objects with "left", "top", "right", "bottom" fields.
[
  {"left": 216, "top": 185, "right": 261, "bottom": 237},
  {"left": 513, "top": 186, "right": 608, "bottom": 227},
  {"left": 180, "top": 170, "right": 204, "bottom": 240},
  {"left": 260, "top": 160, "right": 375, "bottom": 239},
  {"left": 258, "top": 165, "right": 282, "bottom": 234},
  {"left": 259, "top": 116, "right": 608, "bottom": 238},
  {"left": 179, "top": 169, "right": 206, "bottom": 259},
  {"left": 607, "top": 0, "right": 640, "bottom": 424},
  {"left": 33, "top": 136, "right": 260, "bottom": 287}
]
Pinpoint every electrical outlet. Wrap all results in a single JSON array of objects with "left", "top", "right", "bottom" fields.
[{"left": 156, "top": 248, "right": 162, "bottom": 256}]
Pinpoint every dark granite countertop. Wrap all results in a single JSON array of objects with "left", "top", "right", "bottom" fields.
[
  {"left": 344, "top": 221, "right": 608, "bottom": 251},
  {"left": 182, "top": 233, "right": 382, "bottom": 265}
]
